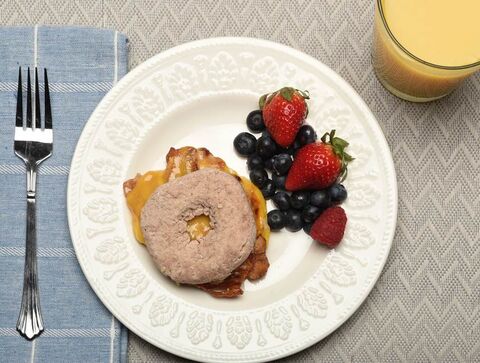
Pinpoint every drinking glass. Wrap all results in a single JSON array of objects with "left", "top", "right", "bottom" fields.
[{"left": 372, "top": 0, "right": 480, "bottom": 102}]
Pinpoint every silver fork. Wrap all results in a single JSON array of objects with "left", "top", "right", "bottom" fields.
[{"left": 14, "top": 67, "right": 53, "bottom": 340}]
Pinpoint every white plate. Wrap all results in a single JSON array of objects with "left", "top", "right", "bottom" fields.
[{"left": 68, "top": 38, "right": 397, "bottom": 362}]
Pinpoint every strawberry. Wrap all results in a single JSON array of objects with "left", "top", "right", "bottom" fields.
[
  {"left": 285, "top": 130, "right": 353, "bottom": 191},
  {"left": 310, "top": 206, "right": 347, "bottom": 248},
  {"left": 259, "top": 87, "right": 309, "bottom": 147}
]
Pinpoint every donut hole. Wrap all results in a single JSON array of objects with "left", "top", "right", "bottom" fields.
[{"left": 186, "top": 214, "right": 212, "bottom": 241}]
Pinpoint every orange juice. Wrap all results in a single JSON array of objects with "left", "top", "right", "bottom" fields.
[{"left": 373, "top": 0, "right": 480, "bottom": 102}]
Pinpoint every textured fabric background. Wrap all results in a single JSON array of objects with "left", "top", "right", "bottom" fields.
[{"left": 1, "top": 1, "right": 479, "bottom": 362}]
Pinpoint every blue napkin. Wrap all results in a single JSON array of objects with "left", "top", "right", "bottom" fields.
[{"left": 0, "top": 26, "right": 128, "bottom": 362}]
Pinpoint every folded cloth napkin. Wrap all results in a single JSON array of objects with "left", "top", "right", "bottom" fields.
[{"left": 0, "top": 26, "right": 128, "bottom": 362}]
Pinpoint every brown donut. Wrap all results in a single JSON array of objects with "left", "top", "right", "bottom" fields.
[{"left": 141, "top": 168, "right": 257, "bottom": 284}]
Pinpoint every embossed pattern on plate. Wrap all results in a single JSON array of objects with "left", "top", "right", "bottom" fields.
[{"left": 67, "top": 38, "right": 397, "bottom": 362}]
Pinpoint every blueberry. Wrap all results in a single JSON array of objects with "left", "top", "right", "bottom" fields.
[
  {"left": 262, "top": 130, "right": 271, "bottom": 138},
  {"left": 249, "top": 169, "right": 268, "bottom": 188},
  {"left": 272, "top": 153, "right": 292, "bottom": 176},
  {"left": 267, "top": 209, "right": 285, "bottom": 231},
  {"left": 246, "top": 110, "right": 265, "bottom": 133},
  {"left": 329, "top": 184, "right": 348, "bottom": 203},
  {"left": 256, "top": 135, "right": 277, "bottom": 159},
  {"left": 303, "top": 223, "right": 313, "bottom": 235},
  {"left": 293, "top": 139, "right": 302, "bottom": 151},
  {"left": 285, "top": 209, "right": 303, "bottom": 232},
  {"left": 247, "top": 154, "right": 264, "bottom": 170},
  {"left": 233, "top": 132, "right": 256, "bottom": 156},
  {"left": 310, "top": 190, "right": 331, "bottom": 209},
  {"left": 272, "top": 191, "right": 291, "bottom": 211},
  {"left": 286, "top": 140, "right": 302, "bottom": 156},
  {"left": 261, "top": 180, "right": 276, "bottom": 199},
  {"left": 264, "top": 157, "right": 275, "bottom": 171},
  {"left": 272, "top": 174, "right": 286, "bottom": 189},
  {"left": 290, "top": 191, "right": 310, "bottom": 209},
  {"left": 296, "top": 125, "right": 317, "bottom": 146},
  {"left": 302, "top": 205, "right": 322, "bottom": 223}
]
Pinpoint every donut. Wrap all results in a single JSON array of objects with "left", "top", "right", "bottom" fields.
[{"left": 141, "top": 168, "right": 257, "bottom": 285}]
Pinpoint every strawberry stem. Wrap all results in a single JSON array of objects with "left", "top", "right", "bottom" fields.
[
  {"left": 298, "top": 89, "right": 310, "bottom": 99},
  {"left": 259, "top": 93, "right": 268, "bottom": 109},
  {"left": 259, "top": 87, "right": 310, "bottom": 109},
  {"left": 320, "top": 129, "right": 354, "bottom": 182},
  {"left": 279, "top": 87, "right": 295, "bottom": 101}
]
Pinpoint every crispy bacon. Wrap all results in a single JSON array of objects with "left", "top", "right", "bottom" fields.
[
  {"left": 196, "top": 257, "right": 253, "bottom": 298},
  {"left": 196, "top": 236, "right": 269, "bottom": 297},
  {"left": 247, "top": 236, "right": 269, "bottom": 281},
  {"left": 123, "top": 177, "right": 138, "bottom": 195}
]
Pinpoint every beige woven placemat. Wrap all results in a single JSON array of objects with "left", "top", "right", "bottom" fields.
[{"left": 2, "top": 1, "right": 479, "bottom": 361}]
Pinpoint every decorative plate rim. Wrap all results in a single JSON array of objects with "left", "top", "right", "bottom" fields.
[{"left": 67, "top": 37, "right": 398, "bottom": 362}]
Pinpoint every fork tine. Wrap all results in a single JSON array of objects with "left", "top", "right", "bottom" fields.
[
  {"left": 16, "top": 67, "right": 23, "bottom": 128},
  {"left": 44, "top": 69, "right": 52, "bottom": 130},
  {"left": 26, "top": 68, "right": 32, "bottom": 128},
  {"left": 34, "top": 67, "right": 41, "bottom": 129}
]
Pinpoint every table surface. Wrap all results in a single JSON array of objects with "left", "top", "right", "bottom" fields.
[{"left": 2, "top": 1, "right": 480, "bottom": 362}]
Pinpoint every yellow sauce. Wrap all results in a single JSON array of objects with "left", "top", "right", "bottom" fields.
[
  {"left": 383, "top": 0, "right": 480, "bottom": 67},
  {"left": 186, "top": 214, "right": 211, "bottom": 240},
  {"left": 125, "top": 170, "right": 168, "bottom": 243}
]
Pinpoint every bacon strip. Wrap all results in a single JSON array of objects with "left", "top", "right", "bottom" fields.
[{"left": 196, "top": 236, "right": 269, "bottom": 298}]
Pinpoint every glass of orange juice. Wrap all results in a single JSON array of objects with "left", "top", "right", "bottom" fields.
[{"left": 373, "top": 0, "right": 480, "bottom": 102}]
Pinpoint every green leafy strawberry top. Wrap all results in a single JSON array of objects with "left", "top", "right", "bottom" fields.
[
  {"left": 259, "top": 87, "right": 310, "bottom": 110},
  {"left": 321, "top": 130, "right": 354, "bottom": 181}
]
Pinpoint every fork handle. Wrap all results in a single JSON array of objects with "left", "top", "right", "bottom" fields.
[{"left": 17, "top": 165, "right": 44, "bottom": 340}]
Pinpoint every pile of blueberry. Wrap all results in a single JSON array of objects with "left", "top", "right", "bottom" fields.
[{"left": 234, "top": 110, "right": 348, "bottom": 235}]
